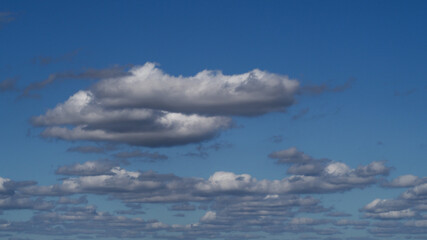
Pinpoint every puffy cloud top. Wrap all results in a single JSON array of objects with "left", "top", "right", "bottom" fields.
[{"left": 92, "top": 63, "right": 299, "bottom": 116}]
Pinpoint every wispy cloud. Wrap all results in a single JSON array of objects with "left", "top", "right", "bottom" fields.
[
  {"left": 20, "top": 65, "right": 131, "bottom": 98},
  {"left": 0, "top": 12, "right": 16, "bottom": 29},
  {"left": 31, "top": 49, "right": 80, "bottom": 66},
  {"left": 300, "top": 78, "right": 355, "bottom": 96}
]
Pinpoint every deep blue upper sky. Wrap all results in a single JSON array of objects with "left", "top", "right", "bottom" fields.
[{"left": 1, "top": 1, "right": 427, "bottom": 240}]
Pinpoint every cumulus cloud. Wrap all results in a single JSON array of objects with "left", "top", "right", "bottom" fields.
[
  {"left": 91, "top": 62, "right": 299, "bottom": 116},
  {"left": 0, "top": 148, "right": 402, "bottom": 239},
  {"left": 381, "top": 174, "right": 424, "bottom": 188},
  {"left": 0, "top": 205, "right": 169, "bottom": 238},
  {"left": 31, "top": 63, "right": 301, "bottom": 146},
  {"left": 32, "top": 90, "right": 231, "bottom": 147},
  {"left": 55, "top": 160, "right": 119, "bottom": 176},
  {"left": 22, "top": 149, "right": 390, "bottom": 202},
  {"left": 269, "top": 147, "right": 390, "bottom": 185},
  {"left": 360, "top": 179, "right": 427, "bottom": 235}
]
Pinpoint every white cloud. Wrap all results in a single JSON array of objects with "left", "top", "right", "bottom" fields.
[
  {"left": 32, "top": 63, "right": 300, "bottom": 146},
  {"left": 92, "top": 62, "right": 299, "bottom": 116}
]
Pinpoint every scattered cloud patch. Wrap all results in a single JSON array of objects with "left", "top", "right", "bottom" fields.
[
  {"left": 292, "top": 107, "right": 310, "bottom": 120},
  {"left": 20, "top": 65, "right": 131, "bottom": 98},
  {"left": 31, "top": 49, "right": 80, "bottom": 66},
  {"left": 113, "top": 150, "right": 168, "bottom": 162},
  {"left": 0, "top": 12, "right": 16, "bottom": 28},
  {"left": 300, "top": 78, "right": 355, "bottom": 96},
  {"left": 0, "top": 78, "right": 17, "bottom": 92}
]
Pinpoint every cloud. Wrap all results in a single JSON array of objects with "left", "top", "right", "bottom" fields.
[
  {"left": 0, "top": 12, "right": 16, "bottom": 28},
  {"left": 269, "top": 148, "right": 391, "bottom": 192},
  {"left": 0, "top": 205, "right": 169, "bottom": 238},
  {"left": 57, "top": 196, "right": 88, "bottom": 205},
  {"left": 30, "top": 63, "right": 302, "bottom": 147},
  {"left": 12, "top": 147, "right": 391, "bottom": 208},
  {"left": 394, "top": 89, "right": 416, "bottom": 97},
  {"left": 269, "top": 135, "right": 284, "bottom": 143},
  {"left": 184, "top": 142, "right": 232, "bottom": 158},
  {"left": 32, "top": 91, "right": 231, "bottom": 147},
  {"left": 55, "top": 160, "right": 119, "bottom": 176},
  {"left": 91, "top": 62, "right": 299, "bottom": 116},
  {"left": 170, "top": 203, "right": 196, "bottom": 211},
  {"left": 0, "top": 78, "right": 17, "bottom": 92},
  {"left": 360, "top": 180, "right": 427, "bottom": 235},
  {"left": 0, "top": 148, "right": 401, "bottom": 239},
  {"left": 67, "top": 145, "right": 115, "bottom": 154},
  {"left": 269, "top": 147, "right": 317, "bottom": 164},
  {"left": 20, "top": 66, "right": 131, "bottom": 98},
  {"left": 300, "top": 78, "right": 355, "bottom": 96},
  {"left": 381, "top": 174, "right": 424, "bottom": 188},
  {"left": 292, "top": 107, "right": 310, "bottom": 120},
  {"left": 113, "top": 150, "right": 168, "bottom": 162},
  {"left": 31, "top": 49, "right": 80, "bottom": 66}
]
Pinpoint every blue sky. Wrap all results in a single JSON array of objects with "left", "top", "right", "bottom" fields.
[{"left": 1, "top": 1, "right": 427, "bottom": 239}]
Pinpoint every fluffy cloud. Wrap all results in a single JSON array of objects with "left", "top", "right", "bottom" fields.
[
  {"left": 0, "top": 148, "right": 400, "bottom": 239},
  {"left": 360, "top": 179, "right": 427, "bottom": 236},
  {"left": 91, "top": 62, "right": 299, "bottom": 116},
  {"left": 21, "top": 149, "right": 390, "bottom": 202},
  {"left": 381, "top": 174, "right": 424, "bottom": 188},
  {"left": 31, "top": 63, "right": 299, "bottom": 147},
  {"left": 32, "top": 90, "right": 230, "bottom": 147}
]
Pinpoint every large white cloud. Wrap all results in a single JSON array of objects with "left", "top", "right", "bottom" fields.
[
  {"left": 31, "top": 63, "right": 299, "bottom": 146},
  {"left": 92, "top": 62, "right": 299, "bottom": 116}
]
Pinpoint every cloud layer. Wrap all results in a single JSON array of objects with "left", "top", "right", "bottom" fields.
[{"left": 1, "top": 148, "right": 423, "bottom": 240}]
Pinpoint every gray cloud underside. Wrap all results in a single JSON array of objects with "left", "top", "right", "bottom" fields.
[{"left": 31, "top": 63, "right": 300, "bottom": 147}]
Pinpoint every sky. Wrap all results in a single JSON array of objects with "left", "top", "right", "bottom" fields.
[{"left": 1, "top": 0, "right": 427, "bottom": 239}]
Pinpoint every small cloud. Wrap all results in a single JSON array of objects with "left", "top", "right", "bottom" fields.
[
  {"left": 19, "top": 65, "right": 131, "bottom": 98},
  {"left": 113, "top": 150, "right": 168, "bottom": 162},
  {"left": 184, "top": 142, "right": 232, "bottom": 158},
  {"left": 394, "top": 89, "right": 416, "bottom": 97},
  {"left": 0, "top": 78, "right": 18, "bottom": 92},
  {"left": 0, "top": 12, "right": 16, "bottom": 28},
  {"left": 55, "top": 160, "right": 118, "bottom": 176},
  {"left": 67, "top": 144, "right": 116, "bottom": 154},
  {"left": 269, "top": 135, "right": 284, "bottom": 143},
  {"left": 292, "top": 107, "right": 310, "bottom": 120},
  {"left": 300, "top": 78, "right": 355, "bottom": 96},
  {"left": 169, "top": 203, "right": 196, "bottom": 211},
  {"left": 31, "top": 49, "right": 80, "bottom": 66}
]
